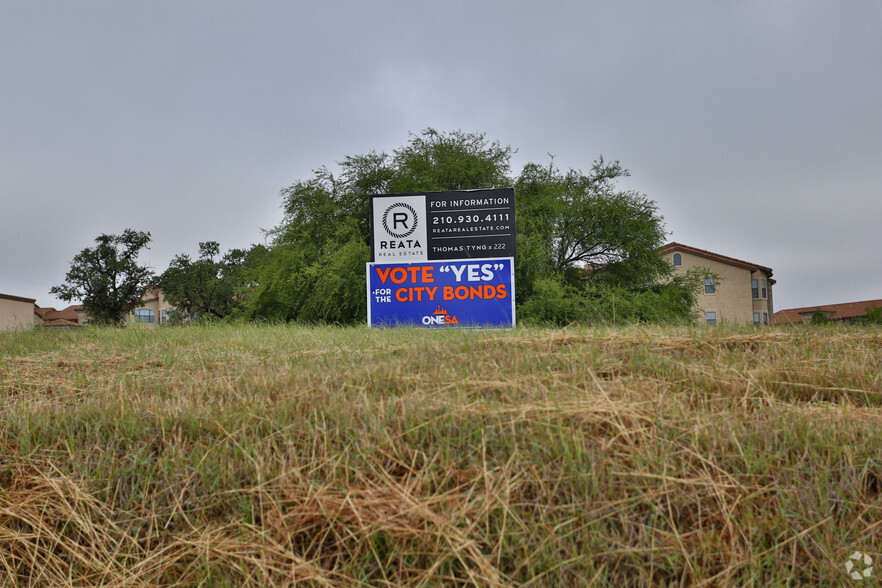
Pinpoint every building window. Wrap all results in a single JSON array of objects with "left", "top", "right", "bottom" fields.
[
  {"left": 673, "top": 253, "right": 682, "bottom": 266},
  {"left": 706, "top": 311, "right": 717, "bottom": 326},
  {"left": 761, "top": 279, "right": 767, "bottom": 298},
  {"left": 704, "top": 277, "right": 715, "bottom": 294},
  {"left": 751, "top": 279, "right": 759, "bottom": 298},
  {"left": 763, "top": 313, "right": 768, "bottom": 325},
  {"left": 161, "top": 310, "right": 168, "bottom": 324},
  {"left": 753, "top": 312, "right": 761, "bottom": 326},
  {"left": 134, "top": 308, "right": 155, "bottom": 324}
]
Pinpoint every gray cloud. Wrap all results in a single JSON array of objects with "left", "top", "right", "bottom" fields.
[{"left": 2, "top": 1, "right": 880, "bottom": 311}]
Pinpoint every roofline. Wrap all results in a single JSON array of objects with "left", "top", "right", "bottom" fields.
[
  {"left": 659, "top": 242, "right": 774, "bottom": 276},
  {"left": 0, "top": 293, "right": 37, "bottom": 304},
  {"left": 42, "top": 319, "right": 82, "bottom": 328},
  {"left": 775, "top": 299, "right": 882, "bottom": 315}
]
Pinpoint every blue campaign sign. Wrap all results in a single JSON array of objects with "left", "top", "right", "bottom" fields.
[{"left": 367, "top": 257, "right": 515, "bottom": 328}]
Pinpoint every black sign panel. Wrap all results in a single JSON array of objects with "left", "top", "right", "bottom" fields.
[
  {"left": 370, "top": 188, "right": 516, "bottom": 262},
  {"left": 426, "top": 188, "right": 516, "bottom": 260}
]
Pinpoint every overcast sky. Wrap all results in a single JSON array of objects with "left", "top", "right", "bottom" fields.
[{"left": 3, "top": 1, "right": 880, "bottom": 312}]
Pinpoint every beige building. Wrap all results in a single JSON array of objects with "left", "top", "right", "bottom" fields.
[
  {"left": 0, "top": 293, "right": 39, "bottom": 331},
  {"left": 4, "top": 287, "right": 175, "bottom": 329},
  {"left": 659, "top": 243, "right": 775, "bottom": 326},
  {"left": 127, "top": 287, "right": 175, "bottom": 327},
  {"left": 35, "top": 289, "right": 172, "bottom": 327}
]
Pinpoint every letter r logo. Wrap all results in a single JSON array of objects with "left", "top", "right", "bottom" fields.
[
  {"left": 382, "top": 202, "right": 418, "bottom": 238},
  {"left": 393, "top": 212, "right": 409, "bottom": 230}
]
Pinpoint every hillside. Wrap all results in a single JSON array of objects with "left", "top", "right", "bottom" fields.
[{"left": 2, "top": 324, "right": 881, "bottom": 585}]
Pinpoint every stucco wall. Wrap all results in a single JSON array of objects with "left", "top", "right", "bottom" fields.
[
  {"left": 0, "top": 296, "right": 36, "bottom": 331},
  {"left": 127, "top": 289, "right": 175, "bottom": 326},
  {"left": 667, "top": 252, "right": 773, "bottom": 325}
]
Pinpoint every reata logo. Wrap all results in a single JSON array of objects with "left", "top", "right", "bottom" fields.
[{"left": 382, "top": 203, "right": 418, "bottom": 239}]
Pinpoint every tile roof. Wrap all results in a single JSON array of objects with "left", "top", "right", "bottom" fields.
[
  {"left": 42, "top": 318, "right": 82, "bottom": 328},
  {"left": 659, "top": 242, "right": 774, "bottom": 279},
  {"left": 141, "top": 286, "right": 162, "bottom": 303},
  {"left": 774, "top": 299, "right": 882, "bottom": 323},
  {"left": 36, "top": 305, "right": 85, "bottom": 324}
]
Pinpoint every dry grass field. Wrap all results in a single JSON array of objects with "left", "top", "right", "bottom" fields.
[{"left": 1, "top": 323, "right": 881, "bottom": 586}]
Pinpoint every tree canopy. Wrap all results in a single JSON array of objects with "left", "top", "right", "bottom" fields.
[
  {"left": 247, "top": 130, "right": 514, "bottom": 323},
  {"left": 242, "top": 129, "right": 692, "bottom": 325},
  {"left": 514, "top": 158, "right": 670, "bottom": 300},
  {"left": 157, "top": 241, "right": 249, "bottom": 321},
  {"left": 860, "top": 306, "right": 882, "bottom": 325},
  {"left": 51, "top": 229, "right": 154, "bottom": 325}
]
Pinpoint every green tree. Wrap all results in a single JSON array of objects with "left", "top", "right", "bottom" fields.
[
  {"left": 810, "top": 310, "right": 831, "bottom": 325},
  {"left": 51, "top": 229, "right": 154, "bottom": 325},
  {"left": 515, "top": 158, "right": 670, "bottom": 296},
  {"left": 518, "top": 268, "right": 709, "bottom": 327},
  {"left": 862, "top": 306, "right": 882, "bottom": 324},
  {"left": 157, "top": 241, "right": 249, "bottom": 321},
  {"left": 248, "top": 129, "right": 511, "bottom": 323},
  {"left": 249, "top": 129, "right": 680, "bottom": 325}
]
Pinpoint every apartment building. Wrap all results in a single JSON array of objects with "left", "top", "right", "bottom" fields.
[
  {"left": 659, "top": 242, "right": 775, "bottom": 326},
  {"left": 127, "top": 287, "right": 175, "bottom": 326},
  {"left": 1, "top": 287, "right": 174, "bottom": 329},
  {"left": 775, "top": 299, "right": 882, "bottom": 324}
]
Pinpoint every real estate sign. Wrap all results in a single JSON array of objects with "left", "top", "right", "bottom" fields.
[
  {"left": 368, "top": 188, "right": 517, "bottom": 328},
  {"left": 367, "top": 258, "right": 515, "bottom": 328},
  {"left": 370, "top": 188, "right": 515, "bottom": 262},
  {"left": 370, "top": 194, "right": 429, "bottom": 261}
]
